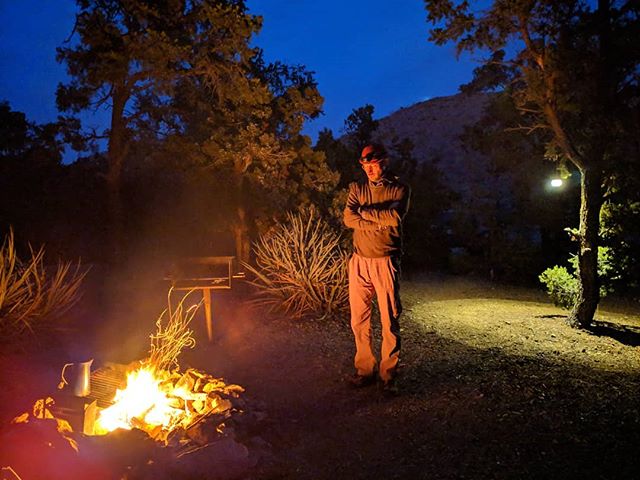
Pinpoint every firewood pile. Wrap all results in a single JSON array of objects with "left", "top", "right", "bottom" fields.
[
  {"left": 166, "top": 367, "right": 243, "bottom": 416},
  {"left": 131, "top": 367, "right": 243, "bottom": 444},
  {"left": 89, "top": 363, "right": 245, "bottom": 445}
]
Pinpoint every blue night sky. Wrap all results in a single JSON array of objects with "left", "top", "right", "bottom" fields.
[{"left": 0, "top": 0, "right": 476, "bottom": 143}]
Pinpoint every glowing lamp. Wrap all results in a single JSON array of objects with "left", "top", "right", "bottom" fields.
[{"left": 550, "top": 178, "right": 563, "bottom": 188}]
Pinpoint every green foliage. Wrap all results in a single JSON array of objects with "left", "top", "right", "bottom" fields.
[
  {"left": 54, "top": 1, "right": 338, "bottom": 262},
  {"left": 402, "top": 161, "right": 453, "bottom": 272},
  {"left": 600, "top": 172, "right": 640, "bottom": 291},
  {"left": 539, "top": 247, "right": 616, "bottom": 310},
  {"left": 57, "top": 1, "right": 263, "bottom": 118},
  {"left": 538, "top": 265, "right": 579, "bottom": 310},
  {"left": 0, "top": 102, "right": 74, "bottom": 251},
  {"left": 55, "top": 0, "right": 270, "bottom": 258},
  {"left": 243, "top": 207, "right": 349, "bottom": 320},
  {"left": 315, "top": 128, "right": 358, "bottom": 190},
  {"left": 314, "top": 104, "right": 381, "bottom": 190},
  {"left": 0, "top": 230, "right": 87, "bottom": 344},
  {"left": 343, "top": 104, "right": 378, "bottom": 150}
]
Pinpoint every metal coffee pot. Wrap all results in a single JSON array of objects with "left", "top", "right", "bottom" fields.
[{"left": 59, "top": 359, "right": 93, "bottom": 397}]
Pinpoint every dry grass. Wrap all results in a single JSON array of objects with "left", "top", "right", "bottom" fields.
[
  {"left": 0, "top": 230, "right": 86, "bottom": 342},
  {"left": 145, "top": 289, "right": 200, "bottom": 371},
  {"left": 243, "top": 208, "right": 349, "bottom": 320}
]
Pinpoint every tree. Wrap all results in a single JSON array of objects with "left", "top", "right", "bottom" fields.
[
  {"left": 318, "top": 104, "right": 380, "bottom": 189},
  {"left": 425, "top": 0, "right": 640, "bottom": 327},
  {"left": 313, "top": 105, "right": 381, "bottom": 225},
  {"left": 0, "top": 102, "right": 66, "bottom": 243},
  {"left": 600, "top": 161, "right": 640, "bottom": 292},
  {"left": 58, "top": 1, "right": 338, "bottom": 265},
  {"left": 343, "top": 104, "right": 379, "bottom": 151},
  {"left": 399, "top": 152, "right": 453, "bottom": 273},
  {"left": 315, "top": 128, "right": 353, "bottom": 189},
  {"left": 154, "top": 53, "right": 337, "bottom": 264},
  {"left": 57, "top": 0, "right": 263, "bottom": 261},
  {"left": 215, "top": 58, "right": 337, "bottom": 265}
]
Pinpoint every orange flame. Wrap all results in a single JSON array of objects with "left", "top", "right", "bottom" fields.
[{"left": 94, "top": 367, "right": 195, "bottom": 438}]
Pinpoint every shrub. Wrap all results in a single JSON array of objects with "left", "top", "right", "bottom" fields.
[
  {"left": 538, "top": 265, "right": 579, "bottom": 309},
  {"left": 243, "top": 207, "right": 349, "bottom": 320},
  {"left": 539, "top": 247, "right": 616, "bottom": 310},
  {"left": 0, "top": 229, "right": 87, "bottom": 342}
]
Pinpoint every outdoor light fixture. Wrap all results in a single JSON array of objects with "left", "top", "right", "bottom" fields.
[
  {"left": 550, "top": 178, "right": 563, "bottom": 188},
  {"left": 545, "top": 153, "right": 571, "bottom": 190}
]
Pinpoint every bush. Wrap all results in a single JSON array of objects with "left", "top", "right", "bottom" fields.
[
  {"left": 0, "top": 229, "right": 87, "bottom": 343},
  {"left": 539, "top": 247, "right": 616, "bottom": 310},
  {"left": 243, "top": 207, "right": 349, "bottom": 320},
  {"left": 538, "top": 265, "right": 579, "bottom": 309}
]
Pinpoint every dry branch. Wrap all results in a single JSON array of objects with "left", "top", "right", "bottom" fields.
[{"left": 145, "top": 288, "right": 199, "bottom": 371}]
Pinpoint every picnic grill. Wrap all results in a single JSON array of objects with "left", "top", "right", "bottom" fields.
[{"left": 165, "top": 256, "right": 245, "bottom": 341}]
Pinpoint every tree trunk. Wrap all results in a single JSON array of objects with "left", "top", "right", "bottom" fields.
[
  {"left": 568, "top": 0, "right": 610, "bottom": 329},
  {"left": 232, "top": 205, "right": 251, "bottom": 265},
  {"left": 232, "top": 160, "right": 251, "bottom": 266},
  {"left": 568, "top": 166, "right": 603, "bottom": 328},
  {"left": 106, "top": 83, "right": 128, "bottom": 264}
]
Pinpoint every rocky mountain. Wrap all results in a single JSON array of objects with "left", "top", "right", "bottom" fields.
[
  {"left": 375, "top": 92, "right": 500, "bottom": 202},
  {"left": 369, "top": 92, "right": 577, "bottom": 279}
]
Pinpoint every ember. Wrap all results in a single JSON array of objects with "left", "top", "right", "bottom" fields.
[{"left": 94, "top": 366, "right": 243, "bottom": 443}]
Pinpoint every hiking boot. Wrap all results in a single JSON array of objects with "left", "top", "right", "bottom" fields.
[
  {"left": 379, "top": 378, "right": 399, "bottom": 396},
  {"left": 346, "top": 373, "right": 376, "bottom": 388}
]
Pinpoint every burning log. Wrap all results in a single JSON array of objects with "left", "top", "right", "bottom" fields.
[{"left": 93, "top": 365, "right": 244, "bottom": 444}]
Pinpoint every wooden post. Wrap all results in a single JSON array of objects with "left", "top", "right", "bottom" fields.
[
  {"left": 167, "top": 256, "right": 236, "bottom": 342},
  {"left": 203, "top": 288, "right": 213, "bottom": 342}
]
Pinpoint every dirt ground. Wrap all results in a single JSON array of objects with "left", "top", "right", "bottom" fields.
[{"left": 1, "top": 274, "right": 639, "bottom": 479}]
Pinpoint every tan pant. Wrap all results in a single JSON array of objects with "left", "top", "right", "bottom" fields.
[{"left": 348, "top": 253, "right": 402, "bottom": 382}]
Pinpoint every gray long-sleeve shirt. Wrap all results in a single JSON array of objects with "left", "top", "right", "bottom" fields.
[{"left": 343, "top": 174, "right": 411, "bottom": 258}]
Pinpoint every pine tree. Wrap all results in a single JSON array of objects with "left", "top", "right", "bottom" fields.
[{"left": 57, "top": 0, "right": 262, "bottom": 261}]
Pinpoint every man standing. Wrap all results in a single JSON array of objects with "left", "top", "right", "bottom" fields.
[{"left": 343, "top": 143, "right": 411, "bottom": 392}]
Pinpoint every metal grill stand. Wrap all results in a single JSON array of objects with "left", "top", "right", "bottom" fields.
[{"left": 165, "top": 256, "right": 244, "bottom": 341}]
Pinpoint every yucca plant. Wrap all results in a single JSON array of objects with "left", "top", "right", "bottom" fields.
[
  {"left": 243, "top": 207, "right": 350, "bottom": 320},
  {"left": 0, "top": 229, "right": 87, "bottom": 342}
]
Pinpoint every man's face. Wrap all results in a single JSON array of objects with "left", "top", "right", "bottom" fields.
[{"left": 361, "top": 160, "right": 384, "bottom": 182}]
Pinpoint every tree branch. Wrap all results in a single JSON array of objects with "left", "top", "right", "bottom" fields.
[
  {"left": 84, "top": 128, "right": 109, "bottom": 141},
  {"left": 504, "top": 123, "right": 549, "bottom": 135},
  {"left": 90, "top": 85, "right": 114, "bottom": 111},
  {"left": 517, "top": 14, "right": 545, "bottom": 70},
  {"left": 542, "top": 104, "right": 584, "bottom": 169},
  {"left": 515, "top": 106, "right": 543, "bottom": 114},
  {"left": 617, "top": 0, "right": 639, "bottom": 18},
  {"left": 516, "top": 11, "right": 583, "bottom": 168}
]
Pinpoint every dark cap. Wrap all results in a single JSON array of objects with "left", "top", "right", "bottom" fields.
[{"left": 359, "top": 143, "right": 387, "bottom": 163}]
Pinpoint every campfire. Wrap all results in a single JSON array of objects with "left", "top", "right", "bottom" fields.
[
  {"left": 11, "top": 290, "right": 245, "bottom": 455},
  {"left": 93, "top": 365, "right": 242, "bottom": 443},
  {"left": 2, "top": 290, "right": 254, "bottom": 479},
  {"left": 84, "top": 291, "right": 244, "bottom": 443}
]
